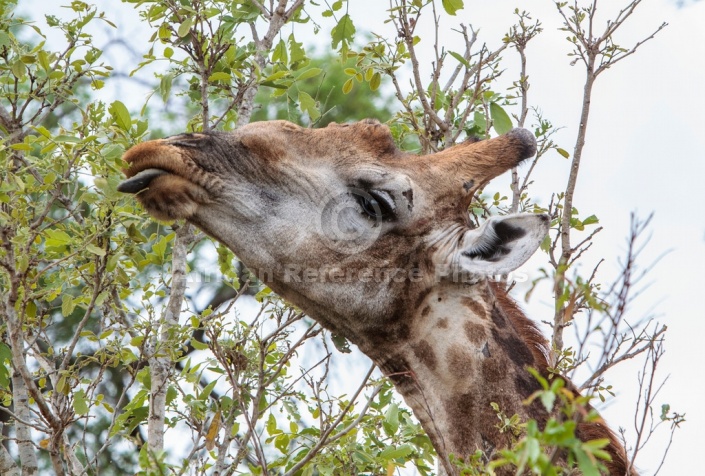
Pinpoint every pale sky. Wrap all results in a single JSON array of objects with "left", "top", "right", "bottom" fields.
[{"left": 29, "top": 0, "right": 705, "bottom": 473}]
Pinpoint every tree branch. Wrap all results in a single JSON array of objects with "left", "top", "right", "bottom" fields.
[{"left": 147, "top": 223, "right": 195, "bottom": 453}]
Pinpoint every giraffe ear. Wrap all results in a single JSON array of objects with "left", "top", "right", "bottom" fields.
[{"left": 457, "top": 214, "right": 550, "bottom": 276}]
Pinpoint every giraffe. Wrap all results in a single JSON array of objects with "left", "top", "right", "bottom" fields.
[{"left": 118, "top": 119, "right": 633, "bottom": 475}]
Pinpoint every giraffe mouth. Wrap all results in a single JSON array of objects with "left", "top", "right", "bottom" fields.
[{"left": 117, "top": 168, "right": 170, "bottom": 194}]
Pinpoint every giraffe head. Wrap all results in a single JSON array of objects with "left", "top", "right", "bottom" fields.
[{"left": 118, "top": 120, "right": 548, "bottom": 348}]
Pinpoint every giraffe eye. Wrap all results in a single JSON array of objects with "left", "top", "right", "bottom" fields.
[{"left": 351, "top": 190, "right": 396, "bottom": 220}]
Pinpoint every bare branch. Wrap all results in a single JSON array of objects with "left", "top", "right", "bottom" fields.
[
  {"left": 596, "top": 22, "right": 668, "bottom": 76},
  {"left": 396, "top": 0, "right": 447, "bottom": 134}
]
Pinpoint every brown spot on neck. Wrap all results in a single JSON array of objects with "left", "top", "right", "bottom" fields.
[
  {"left": 446, "top": 344, "right": 475, "bottom": 379},
  {"left": 461, "top": 296, "right": 487, "bottom": 319},
  {"left": 443, "top": 392, "right": 478, "bottom": 451},
  {"left": 464, "top": 322, "right": 487, "bottom": 345},
  {"left": 411, "top": 340, "right": 437, "bottom": 371},
  {"left": 481, "top": 356, "right": 508, "bottom": 383}
]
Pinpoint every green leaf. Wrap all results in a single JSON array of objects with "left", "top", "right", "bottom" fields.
[
  {"left": 448, "top": 50, "right": 470, "bottom": 68},
  {"left": 130, "top": 336, "right": 144, "bottom": 347},
  {"left": 177, "top": 18, "right": 194, "bottom": 38},
  {"left": 25, "top": 300, "right": 37, "bottom": 318},
  {"left": 583, "top": 438, "right": 610, "bottom": 452},
  {"left": 56, "top": 375, "right": 69, "bottom": 395},
  {"left": 575, "top": 447, "right": 600, "bottom": 476},
  {"left": 582, "top": 214, "right": 599, "bottom": 225},
  {"left": 660, "top": 404, "right": 671, "bottom": 420},
  {"left": 441, "top": 0, "right": 464, "bottom": 16},
  {"left": 490, "top": 102, "right": 513, "bottom": 135},
  {"left": 540, "top": 235, "right": 551, "bottom": 253},
  {"left": 526, "top": 436, "right": 540, "bottom": 462},
  {"left": 37, "top": 50, "right": 50, "bottom": 71},
  {"left": 267, "top": 413, "right": 280, "bottom": 435},
  {"left": 272, "top": 38, "right": 287, "bottom": 64},
  {"left": 274, "top": 433, "right": 290, "bottom": 453},
  {"left": 11, "top": 59, "right": 25, "bottom": 79},
  {"left": 0, "top": 343, "right": 11, "bottom": 389},
  {"left": 166, "top": 386, "right": 178, "bottom": 405},
  {"left": 0, "top": 31, "right": 10, "bottom": 49},
  {"left": 383, "top": 403, "right": 399, "bottom": 436},
  {"left": 45, "top": 229, "right": 72, "bottom": 248},
  {"left": 296, "top": 68, "right": 322, "bottom": 81},
  {"left": 9, "top": 143, "right": 31, "bottom": 151},
  {"left": 158, "top": 23, "right": 170, "bottom": 40},
  {"left": 255, "top": 286, "right": 272, "bottom": 302},
  {"left": 369, "top": 72, "right": 381, "bottom": 91},
  {"left": 136, "top": 368, "right": 151, "bottom": 389},
  {"left": 331, "top": 334, "right": 351, "bottom": 353},
  {"left": 160, "top": 73, "right": 173, "bottom": 103},
  {"left": 86, "top": 244, "right": 106, "bottom": 256},
  {"left": 73, "top": 389, "right": 89, "bottom": 415},
  {"left": 540, "top": 390, "right": 556, "bottom": 412},
  {"left": 331, "top": 14, "right": 356, "bottom": 54},
  {"left": 298, "top": 91, "right": 320, "bottom": 121},
  {"left": 199, "top": 380, "right": 217, "bottom": 401},
  {"left": 34, "top": 125, "right": 52, "bottom": 138},
  {"left": 208, "top": 72, "right": 231, "bottom": 82},
  {"left": 191, "top": 339, "right": 208, "bottom": 350},
  {"left": 288, "top": 34, "right": 306, "bottom": 66},
  {"left": 379, "top": 444, "right": 414, "bottom": 460},
  {"left": 109, "top": 101, "right": 131, "bottom": 131},
  {"left": 342, "top": 77, "right": 354, "bottom": 94},
  {"left": 62, "top": 295, "right": 76, "bottom": 316},
  {"left": 264, "top": 70, "right": 290, "bottom": 82},
  {"left": 473, "top": 110, "right": 487, "bottom": 133},
  {"left": 556, "top": 147, "right": 570, "bottom": 158}
]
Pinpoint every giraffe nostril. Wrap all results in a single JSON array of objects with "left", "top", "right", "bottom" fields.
[{"left": 117, "top": 168, "right": 168, "bottom": 194}]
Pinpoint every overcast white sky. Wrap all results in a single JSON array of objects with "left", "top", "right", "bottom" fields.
[{"left": 30, "top": 0, "right": 705, "bottom": 473}]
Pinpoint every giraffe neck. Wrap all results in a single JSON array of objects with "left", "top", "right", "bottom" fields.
[{"left": 371, "top": 281, "right": 550, "bottom": 474}]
